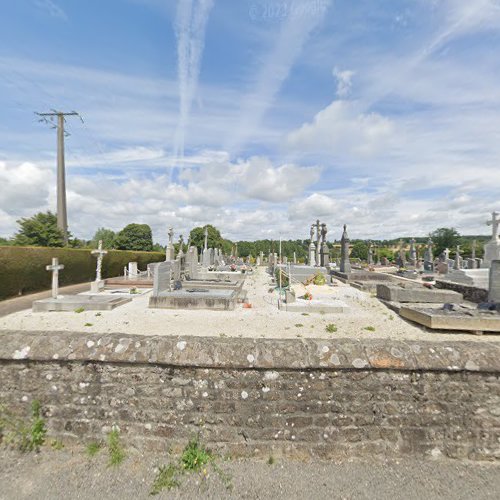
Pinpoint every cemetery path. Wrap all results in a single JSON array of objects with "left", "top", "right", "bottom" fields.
[
  {"left": 0, "top": 283, "right": 90, "bottom": 318},
  {"left": 0, "top": 448, "right": 498, "bottom": 500}
]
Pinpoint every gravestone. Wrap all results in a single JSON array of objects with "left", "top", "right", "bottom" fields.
[
  {"left": 309, "top": 241, "right": 316, "bottom": 266},
  {"left": 315, "top": 220, "right": 321, "bottom": 265},
  {"left": 166, "top": 227, "right": 176, "bottom": 261},
  {"left": 171, "top": 259, "right": 181, "bottom": 281},
  {"left": 483, "top": 212, "right": 500, "bottom": 268},
  {"left": 202, "top": 248, "right": 211, "bottom": 268},
  {"left": 424, "top": 238, "right": 434, "bottom": 272},
  {"left": 128, "top": 262, "right": 138, "bottom": 278},
  {"left": 293, "top": 252, "right": 297, "bottom": 264},
  {"left": 453, "top": 245, "right": 462, "bottom": 270},
  {"left": 46, "top": 258, "right": 64, "bottom": 299},
  {"left": 367, "top": 242, "right": 373, "bottom": 266},
  {"left": 339, "top": 224, "right": 351, "bottom": 274},
  {"left": 91, "top": 240, "right": 107, "bottom": 293},
  {"left": 153, "top": 261, "right": 172, "bottom": 296},
  {"left": 488, "top": 260, "right": 500, "bottom": 302},
  {"left": 409, "top": 239, "right": 417, "bottom": 267},
  {"left": 186, "top": 246, "right": 199, "bottom": 278}
]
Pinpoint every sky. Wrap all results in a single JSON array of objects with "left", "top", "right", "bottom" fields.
[{"left": 1, "top": 0, "right": 500, "bottom": 244}]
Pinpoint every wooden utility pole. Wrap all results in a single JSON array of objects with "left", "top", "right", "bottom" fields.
[{"left": 36, "top": 110, "right": 80, "bottom": 245}]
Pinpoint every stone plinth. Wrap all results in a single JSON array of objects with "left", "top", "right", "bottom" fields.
[
  {"left": 149, "top": 288, "right": 237, "bottom": 310},
  {"left": 376, "top": 284, "right": 463, "bottom": 304}
]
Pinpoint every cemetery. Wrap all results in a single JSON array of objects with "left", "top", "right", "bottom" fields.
[{"left": 1, "top": 217, "right": 500, "bottom": 467}]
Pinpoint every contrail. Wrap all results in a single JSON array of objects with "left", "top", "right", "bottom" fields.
[
  {"left": 226, "top": 0, "right": 332, "bottom": 156},
  {"left": 173, "top": 0, "right": 214, "bottom": 176}
]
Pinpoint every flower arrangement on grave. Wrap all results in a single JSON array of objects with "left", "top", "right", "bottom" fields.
[
  {"left": 230, "top": 264, "right": 237, "bottom": 272},
  {"left": 303, "top": 291, "right": 313, "bottom": 301}
]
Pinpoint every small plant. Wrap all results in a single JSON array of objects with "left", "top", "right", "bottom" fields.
[
  {"left": 150, "top": 464, "right": 181, "bottom": 494},
  {"left": 95, "top": 312, "right": 102, "bottom": 317},
  {"left": 74, "top": 307, "right": 85, "bottom": 314},
  {"left": 181, "top": 436, "right": 214, "bottom": 472},
  {"left": 303, "top": 292, "right": 313, "bottom": 301},
  {"left": 295, "top": 323, "right": 303, "bottom": 328},
  {"left": 325, "top": 323, "right": 337, "bottom": 333},
  {"left": 364, "top": 326, "right": 376, "bottom": 332},
  {"left": 389, "top": 315, "right": 394, "bottom": 321},
  {"left": 107, "top": 428, "right": 125, "bottom": 466},
  {"left": 274, "top": 269, "right": 290, "bottom": 289},
  {"left": 267, "top": 455, "right": 275, "bottom": 465},
  {"left": 84, "top": 323, "right": 93, "bottom": 327},
  {"left": 130, "top": 287, "right": 140, "bottom": 295},
  {"left": 86, "top": 441, "right": 102, "bottom": 457},
  {"left": 301, "top": 313, "right": 309, "bottom": 316}
]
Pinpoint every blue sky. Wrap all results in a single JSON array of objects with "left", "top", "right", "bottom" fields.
[{"left": 1, "top": 0, "right": 500, "bottom": 243}]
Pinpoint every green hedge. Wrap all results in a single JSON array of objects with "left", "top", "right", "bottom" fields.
[{"left": 0, "top": 246, "right": 165, "bottom": 301}]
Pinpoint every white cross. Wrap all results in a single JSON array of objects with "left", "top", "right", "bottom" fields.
[
  {"left": 46, "top": 257, "right": 64, "bottom": 299},
  {"left": 487, "top": 211, "right": 500, "bottom": 240},
  {"left": 91, "top": 240, "right": 108, "bottom": 282}
]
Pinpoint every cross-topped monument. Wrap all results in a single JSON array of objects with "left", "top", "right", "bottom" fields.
[
  {"left": 487, "top": 211, "right": 500, "bottom": 240},
  {"left": 46, "top": 257, "right": 64, "bottom": 299},
  {"left": 91, "top": 240, "right": 108, "bottom": 282},
  {"left": 204, "top": 226, "right": 209, "bottom": 251}
]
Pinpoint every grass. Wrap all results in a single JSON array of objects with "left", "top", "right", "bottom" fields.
[
  {"left": 150, "top": 436, "right": 231, "bottom": 495},
  {"left": 295, "top": 323, "right": 303, "bottom": 328},
  {"left": 363, "top": 326, "right": 376, "bottom": 332},
  {"left": 74, "top": 307, "right": 85, "bottom": 313},
  {"left": 0, "top": 400, "right": 47, "bottom": 453},
  {"left": 267, "top": 456, "right": 275, "bottom": 465},
  {"left": 86, "top": 441, "right": 102, "bottom": 457},
  {"left": 84, "top": 323, "right": 93, "bottom": 327},
  {"left": 325, "top": 323, "right": 337, "bottom": 333},
  {"left": 151, "top": 464, "right": 181, "bottom": 494},
  {"left": 107, "top": 428, "right": 125, "bottom": 466},
  {"left": 50, "top": 439, "right": 64, "bottom": 450},
  {"left": 301, "top": 312, "right": 309, "bottom": 316},
  {"left": 95, "top": 312, "right": 102, "bottom": 317}
]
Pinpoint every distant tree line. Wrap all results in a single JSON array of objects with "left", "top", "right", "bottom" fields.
[{"left": 0, "top": 213, "right": 490, "bottom": 259}]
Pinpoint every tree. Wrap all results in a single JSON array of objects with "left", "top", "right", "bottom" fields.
[
  {"left": 189, "top": 225, "right": 230, "bottom": 253},
  {"left": 91, "top": 228, "right": 116, "bottom": 249},
  {"left": 350, "top": 241, "right": 369, "bottom": 261},
  {"left": 429, "top": 227, "right": 461, "bottom": 257},
  {"left": 115, "top": 223, "right": 153, "bottom": 251},
  {"left": 13, "top": 211, "right": 66, "bottom": 247}
]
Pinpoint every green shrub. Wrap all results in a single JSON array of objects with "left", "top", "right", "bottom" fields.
[
  {"left": 0, "top": 246, "right": 164, "bottom": 301},
  {"left": 274, "top": 268, "right": 290, "bottom": 289},
  {"left": 313, "top": 273, "right": 326, "bottom": 285}
]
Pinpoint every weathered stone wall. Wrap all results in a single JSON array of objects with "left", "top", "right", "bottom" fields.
[
  {"left": 1, "top": 332, "right": 499, "bottom": 461},
  {"left": 435, "top": 280, "right": 488, "bottom": 303}
]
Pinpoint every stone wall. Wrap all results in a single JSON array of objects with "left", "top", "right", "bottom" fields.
[
  {"left": 435, "top": 280, "right": 488, "bottom": 303},
  {"left": 1, "top": 332, "right": 499, "bottom": 461}
]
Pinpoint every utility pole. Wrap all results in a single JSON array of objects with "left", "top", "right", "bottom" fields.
[{"left": 36, "top": 110, "right": 80, "bottom": 245}]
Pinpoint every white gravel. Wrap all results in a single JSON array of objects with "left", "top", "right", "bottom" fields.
[{"left": 0, "top": 268, "right": 498, "bottom": 343}]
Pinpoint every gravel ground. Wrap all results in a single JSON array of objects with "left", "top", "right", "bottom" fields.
[
  {"left": 0, "top": 447, "right": 499, "bottom": 500},
  {"left": 0, "top": 268, "right": 498, "bottom": 343}
]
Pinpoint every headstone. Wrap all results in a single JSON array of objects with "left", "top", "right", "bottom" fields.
[
  {"left": 128, "top": 262, "right": 138, "bottom": 278},
  {"left": 46, "top": 258, "right": 64, "bottom": 299},
  {"left": 368, "top": 242, "right": 373, "bottom": 266},
  {"left": 186, "top": 246, "right": 199, "bottom": 278},
  {"left": 91, "top": 240, "right": 108, "bottom": 292},
  {"left": 293, "top": 252, "right": 297, "bottom": 264},
  {"left": 309, "top": 241, "right": 316, "bottom": 266},
  {"left": 256, "top": 256, "right": 261, "bottom": 266},
  {"left": 315, "top": 219, "right": 321, "bottom": 265},
  {"left": 202, "top": 248, "right": 210, "bottom": 268},
  {"left": 436, "top": 262, "right": 449, "bottom": 275},
  {"left": 424, "top": 238, "right": 434, "bottom": 272},
  {"left": 177, "top": 235, "right": 185, "bottom": 260},
  {"left": 166, "top": 227, "right": 176, "bottom": 261},
  {"left": 483, "top": 211, "right": 500, "bottom": 268},
  {"left": 409, "top": 239, "right": 417, "bottom": 267},
  {"left": 172, "top": 259, "right": 181, "bottom": 281},
  {"left": 204, "top": 226, "right": 209, "bottom": 251},
  {"left": 453, "top": 245, "right": 462, "bottom": 270},
  {"left": 260, "top": 251, "right": 264, "bottom": 264},
  {"left": 153, "top": 261, "right": 172, "bottom": 296},
  {"left": 339, "top": 224, "right": 351, "bottom": 274},
  {"left": 488, "top": 260, "right": 500, "bottom": 302},
  {"left": 209, "top": 248, "right": 215, "bottom": 266},
  {"left": 283, "top": 256, "right": 288, "bottom": 265},
  {"left": 467, "top": 258, "right": 477, "bottom": 270},
  {"left": 397, "top": 240, "right": 406, "bottom": 267}
]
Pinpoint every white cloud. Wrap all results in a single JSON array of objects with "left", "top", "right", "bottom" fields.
[
  {"left": 287, "top": 100, "right": 394, "bottom": 157},
  {"left": 34, "top": 0, "right": 67, "bottom": 20}
]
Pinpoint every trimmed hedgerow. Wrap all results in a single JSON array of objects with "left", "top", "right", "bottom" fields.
[{"left": 0, "top": 246, "right": 164, "bottom": 301}]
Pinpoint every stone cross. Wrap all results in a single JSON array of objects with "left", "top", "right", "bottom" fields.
[
  {"left": 340, "top": 224, "right": 351, "bottom": 273},
  {"left": 487, "top": 212, "right": 500, "bottom": 241},
  {"left": 204, "top": 226, "right": 208, "bottom": 251},
  {"left": 168, "top": 227, "right": 174, "bottom": 245},
  {"left": 91, "top": 240, "right": 108, "bottom": 282},
  {"left": 46, "top": 257, "right": 64, "bottom": 299},
  {"left": 444, "top": 248, "right": 450, "bottom": 261}
]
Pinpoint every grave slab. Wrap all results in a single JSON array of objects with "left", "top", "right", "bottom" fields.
[
  {"left": 279, "top": 298, "right": 348, "bottom": 314},
  {"left": 149, "top": 288, "right": 238, "bottom": 311},
  {"left": 400, "top": 306, "right": 500, "bottom": 333},
  {"left": 376, "top": 284, "right": 463, "bottom": 303},
  {"left": 32, "top": 295, "right": 132, "bottom": 312}
]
